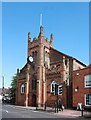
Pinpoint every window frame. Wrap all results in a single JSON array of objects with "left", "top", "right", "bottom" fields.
[
  {"left": 21, "top": 84, "right": 25, "bottom": 94},
  {"left": 84, "top": 74, "right": 91, "bottom": 88},
  {"left": 84, "top": 94, "right": 91, "bottom": 106},
  {"left": 51, "top": 81, "right": 56, "bottom": 93}
]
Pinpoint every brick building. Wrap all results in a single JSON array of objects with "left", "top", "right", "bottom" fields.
[
  {"left": 16, "top": 25, "right": 86, "bottom": 108},
  {"left": 72, "top": 64, "right": 91, "bottom": 109}
]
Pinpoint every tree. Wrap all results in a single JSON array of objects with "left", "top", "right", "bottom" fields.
[{"left": 10, "top": 74, "right": 17, "bottom": 104}]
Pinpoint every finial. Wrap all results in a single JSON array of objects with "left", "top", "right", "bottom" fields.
[
  {"left": 40, "top": 14, "right": 42, "bottom": 26},
  {"left": 50, "top": 34, "right": 54, "bottom": 41},
  {"left": 17, "top": 68, "right": 19, "bottom": 74},
  {"left": 28, "top": 32, "right": 31, "bottom": 39},
  {"left": 50, "top": 34, "right": 54, "bottom": 47},
  {"left": 33, "top": 37, "right": 37, "bottom": 41}
]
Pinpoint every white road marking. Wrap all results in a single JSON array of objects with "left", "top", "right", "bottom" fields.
[
  {"left": 6, "top": 110, "right": 8, "bottom": 113},
  {"left": 33, "top": 111, "right": 39, "bottom": 112},
  {"left": 2, "top": 109, "right": 9, "bottom": 113}
]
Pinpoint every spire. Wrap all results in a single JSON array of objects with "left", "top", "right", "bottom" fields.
[
  {"left": 38, "top": 14, "right": 44, "bottom": 38},
  {"left": 40, "top": 14, "right": 42, "bottom": 26},
  {"left": 40, "top": 26, "right": 44, "bottom": 35}
]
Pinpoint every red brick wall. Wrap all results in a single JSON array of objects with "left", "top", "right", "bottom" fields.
[
  {"left": 17, "top": 82, "right": 26, "bottom": 106},
  {"left": 72, "top": 65, "right": 91, "bottom": 107},
  {"left": 46, "top": 72, "right": 67, "bottom": 107}
]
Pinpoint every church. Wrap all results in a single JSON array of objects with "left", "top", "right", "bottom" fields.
[{"left": 16, "top": 24, "right": 86, "bottom": 109}]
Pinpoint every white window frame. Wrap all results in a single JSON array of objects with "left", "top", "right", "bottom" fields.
[
  {"left": 84, "top": 94, "right": 91, "bottom": 106},
  {"left": 21, "top": 84, "right": 25, "bottom": 94},
  {"left": 84, "top": 74, "right": 91, "bottom": 88},
  {"left": 51, "top": 81, "right": 56, "bottom": 93},
  {"left": 58, "top": 84, "right": 62, "bottom": 95}
]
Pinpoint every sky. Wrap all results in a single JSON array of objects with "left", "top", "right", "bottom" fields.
[{"left": 2, "top": 2, "right": 89, "bottom": 88}]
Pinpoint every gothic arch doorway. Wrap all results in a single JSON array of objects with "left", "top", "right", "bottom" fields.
[{"left": 32, "top": 94, "right": 36, "bottom": 107}]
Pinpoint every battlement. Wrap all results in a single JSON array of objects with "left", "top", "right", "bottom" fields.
[
  {"left": 29, "top": 36, "right": 53, "bottom": 49},
  {"left": 43, "top": 38, "right": 52, "bottom": 48},
  {"left": 28, "top": 26, "right": 54, "bottom": 57}
]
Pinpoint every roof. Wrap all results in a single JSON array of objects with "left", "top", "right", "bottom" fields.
[
  {"left": 50, "top": 47, "right": 86, "bottom": 67},
  {"left": 20, "top": 63, "right": 27, "bottom": 73},
  {"left": 72, "top": 64, "right": 91, "bottom": 73}
]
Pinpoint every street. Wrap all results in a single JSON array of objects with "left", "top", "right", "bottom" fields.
[
  {"left": 2, "top": 104, "right": 61, "bottom": 118},
  {"left": 1, "top": 104, "right": 89, "bottom": 120}
]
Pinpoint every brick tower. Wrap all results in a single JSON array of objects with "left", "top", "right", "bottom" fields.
[{"left": 27, "top": 25, "right": 54, "bottom": 107}]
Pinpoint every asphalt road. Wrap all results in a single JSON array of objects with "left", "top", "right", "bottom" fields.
[
  {"left": 1, "top": 104, "right": 85, "bottom": 120},
  {"left": 2, "top": 104, "right": 61, "bottom": 118}
]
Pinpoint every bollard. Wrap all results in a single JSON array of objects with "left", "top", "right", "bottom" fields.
[
  {"left": 36, "top": 104, "right": 38, "bottom": 110},
  {"left": 81, "top": 108, "right": 83, "bottom": 117},
  {"left": 54, "top": 102, "right": 56, "bottom": 113},
  {"left": 55, "top": 106, "right": 56, "bottom": 113},
  {"left": 44, "top": 102, "right": 47, "bottom": 111},
  {"left": 57, "top": 102, "right": 58, "bottom": 113},
  {"left": 81, "top": 105, "right": 84, "bottom": 117},
  {"left": 56, "top": 94, "right": 59, "bottom": 113}
]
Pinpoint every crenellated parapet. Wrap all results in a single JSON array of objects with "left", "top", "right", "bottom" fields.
[
  {"left": 43, "top": 38, "right": 52, "bottom": 49},
  {"left": 30, "top": 38, "right": 39, "bottom": 49},
  {"left": 28, "top": 31, "right": 54, "bottom": 57}
]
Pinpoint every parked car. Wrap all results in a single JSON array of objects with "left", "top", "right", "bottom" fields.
[{"left": 2, "top": 96, "right": 11, "bottom": 104}]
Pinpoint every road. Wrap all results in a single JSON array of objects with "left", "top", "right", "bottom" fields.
[
  {"left": 1, "top": 104, "right": 86, "bottom": 119},
  {"left": 2, "top": 104, "right": 61, "bottom": 118}
]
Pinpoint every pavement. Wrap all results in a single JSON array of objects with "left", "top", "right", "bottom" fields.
[
  {"left": 56, "top": 109, "right": 91, "bottom": 118},
  {"left": 13, "top": 105, "right": 91, "bottom": 118}
]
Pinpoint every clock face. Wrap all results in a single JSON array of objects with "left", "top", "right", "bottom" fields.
[{"left": 29, "top": 56, "right": 33, "bottom": 62}]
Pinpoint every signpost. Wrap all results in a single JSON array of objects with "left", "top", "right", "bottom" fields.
[
  {"left": 55, "top": 84, "right": 59, "bottom": 113},
  {"left": 54, "top": 83, "right": 63, "bottom": 113}
]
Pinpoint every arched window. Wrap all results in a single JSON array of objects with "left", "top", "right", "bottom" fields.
[
  {"left": 32, "top": 52, "right": 34, "bottom": 57},
  {"left": 51, "top": 81, "right": 56, "bottom": 93},
  {"left": 35, "top": 51, "right": 37, "bottom": 56},
  {"left": 21, "top": 84, "right": 25, "bottom": 94}
]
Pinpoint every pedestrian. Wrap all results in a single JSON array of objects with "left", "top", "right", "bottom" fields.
[{"left": 58, "top": 99, "right": 63, "bottom": 111}]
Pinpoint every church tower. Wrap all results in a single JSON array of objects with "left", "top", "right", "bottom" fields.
[{"left": 27, "top": 21, "right": 54, "bottom": 107}]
